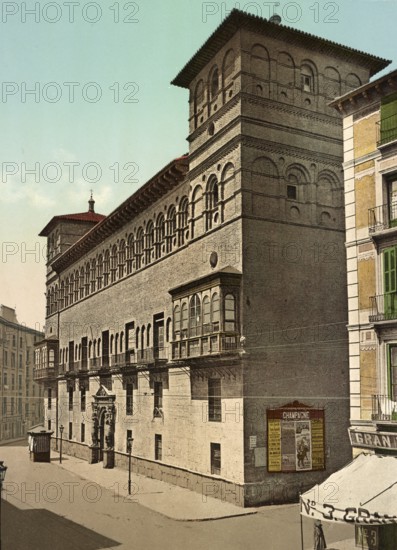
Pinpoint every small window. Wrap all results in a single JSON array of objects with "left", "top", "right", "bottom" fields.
[
  {"left": 301, "top": 74, "right": 312, "bottom": 93},
  {"left": 68, "top": 387, "right": 73, "bottom": 411},
  {"left": 210, "top": 68, "right": 219, "bottom": 99},
  {"left": 126, "top": 429, "right": 133, "bottom": 453},
  {"left": 48, "top": 388, "right": 52, "bottom": 410},
  {"left": 81, "top": 423, "right": 85, "bottom": 443},
  {"left": 126, "top": 383, "right": 133, "bottom": 415},
  {"left": 208, "top": 378, "right": 221, "bottom": 422},
  {"left": 154, "top": 381, "right": 163, "bottom": 415},
  {"left": 155, "top": 434, "right": 162, "bottom": 461},
  {"left": 287, "top": 185, "right": 297, "bottom": 200},
  {"left": 81, "top": 388, "right": 86, "bottom": 412},
  {"left": 48, "top": 420, "right": 51, "bottom": 431},
  {"left": 211, "top": 442, "right": 221, "bottom": 475},
  {"left": 69, "top": 422, "right": 73, "bottom": 440}
]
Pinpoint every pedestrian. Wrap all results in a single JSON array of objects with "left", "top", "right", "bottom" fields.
[{"left": 314, "top": 519, "right": 327, "bottom": 550}]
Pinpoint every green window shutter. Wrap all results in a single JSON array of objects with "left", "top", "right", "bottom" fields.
[
  {"left": 380, "top": 93, "right": 397, "bottom": 145},
  {"left": 384, "top": 247, "right": 397, "bottom": 318}
]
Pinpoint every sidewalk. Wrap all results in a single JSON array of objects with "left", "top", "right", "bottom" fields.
[
  {"left": 50, "top": 448, "right": 257, "bottom": 521},
  {"left": 51, "top": 449, "right": 356, "bottom": 547}
]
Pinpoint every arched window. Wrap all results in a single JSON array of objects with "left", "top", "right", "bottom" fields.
[
  {"left": 136, "top": 327, "right": 140, "bottom": 349},
  {"left": 189, "top": 294, "right": 201, "bottom": 337},
  {"left": 211, "top": 293, "right": 220, "bottom": 331},
  {"left": 65, "top": 277, "right": 70, "bottom": 307},
  {"left": 120, "top": 332, "right": 124, "bottom": 353},
  {"left": 110, "top": 335, "right": 114, "bottom": 355},
  {"left": 110, "top": 244, "right": 117, "bottom": 283},
  {"left": 69, "top": 274, "right": 74, "bottom": 305},
  {"left": 178, "top": 196, "right": 189, "bottom": 246},
  {"left": 74, "top": 270, "right": 79, "bottom": 301},
  {"left": 103, "top": 250, "right": 110, "bottom": 286},
  {"left": 115, "top": 333, "right": 119, "bottom": 354},
  {"left": 141, "top": 326, "right": 145, "bottom": 351},
  {"left": 135, "top": 228, "right": 144, "bottom": 269},
  {"left": 97, "top": 338, "right": 101, "bottom": 357},
  {"left": 97, "top": 254, "right": 103, "bottom": 290},
  {"left": 85, "top": 263, "right": 90, "bottom": 296},
  {"left": 194, "top": 79, "right": 205, "bottom": 128},
  {"left": 79, "top": 267, "right": 85, "bottom": 299},
  {"left": 210, "top": 66, "right": 219, "bottom": 100},
  {"left": 146, "top": 325, "right": 151, "bottom": 347},
  {"left": 145, "top": 221, "right": 154, "bottom": 264},
  {"left": 155, "top": 213, "right": 165, "bottom": 259},
  {"left": 203, "top": 296, "right": 211, "bottom": 334},
  {"left": 90, "top": 258, "right": 96, "bottom": 293},
  {"left": 224, "top": 294, "right": 236, "bottom": 331},
  {"left": 118, "top": 240, "right": 126, "bottom": 278},
  {"left": 181, "top": 302, "right": 188, "bottom": 338},
  {"left": 173, "top": 305, "right": 180, "bottom": 338},
  {"left": 206, "top": 177, "right": 219, "bottom": 231},
  {"left": 166, "top": 206, "right": 177, "bottom": 253},
  {"left": 127, "top": 234, "right": 134, "bottom": 274},
  {"left": 301, "top": 63, "right": 315, "bottom": 93},
  {"left": 60, "top": 281, "right": 65, "bottom": 310},
  {"left": 89, "top": 341, "right": 92, "bottom": 358}
]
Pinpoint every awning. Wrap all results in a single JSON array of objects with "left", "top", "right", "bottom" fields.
[{"left": 301, "top": 453, "right": 397, "bottom": 524}]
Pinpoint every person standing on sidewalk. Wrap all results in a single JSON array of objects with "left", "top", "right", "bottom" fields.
[{"left": 314, "top": 520, "right": 327, "bottom": 550}]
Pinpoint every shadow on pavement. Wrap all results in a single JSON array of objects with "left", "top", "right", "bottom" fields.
[{"left": 2, "top": 499, "right": 121, "bottom": 550}]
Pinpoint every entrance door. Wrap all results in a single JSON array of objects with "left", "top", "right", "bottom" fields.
[{"left": 102, "top": 331, "right": 109, "bottom": 368}]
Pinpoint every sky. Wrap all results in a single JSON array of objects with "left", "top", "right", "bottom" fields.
[{"left": 0, "top": 0, "right": 396, "bottom": 331}]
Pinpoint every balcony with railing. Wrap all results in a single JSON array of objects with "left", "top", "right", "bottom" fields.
[
  {"left": 372, "top": 394, "right": 397, "bottom": 422},
  {"left": 172, "top": 332, "right": 240, "bottom": 360},
  {"left": 136, "top": 347, "right": 168, "bottom": 365},
  {"left": 33, "top": 365, "right": 56, "bottom": 381},
  {"left": 368, "top": 202, "right": 397, "bottom": 234},
  {"left": 377, "top": 114, "right": 397, "bottom": 147},
  {"left": 369, "top": 294, "right": 397, "bottom": 323}
]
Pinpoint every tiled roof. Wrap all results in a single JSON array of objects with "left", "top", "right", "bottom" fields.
[
  {"left": 39, "top": 211, "right": 106, "bottom": 236},
  {"left": 172, "top": 9, "right": 390, "bottom": 88}
]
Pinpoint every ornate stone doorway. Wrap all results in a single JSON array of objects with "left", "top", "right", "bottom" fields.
[{"left": 88, "top": 385, "right": 116, "bottom": 468}]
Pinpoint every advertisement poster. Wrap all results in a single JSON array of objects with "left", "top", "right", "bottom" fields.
[{"left": 267, "top": 405, "right": 325, "bottom": 473}]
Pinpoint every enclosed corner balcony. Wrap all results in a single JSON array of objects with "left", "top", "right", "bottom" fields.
[
  {"left": 33, "top": 365, "right": 56, "bottom": 381},
  {"left": 372, "top": 394, "right": 397, "bottom": 422},
  {"left": 377, "top": 115, "right": 397, "bottom": 147},
  {"left": 368, "top": 203, "right": 397, "bottom": 234},
  {"left": 369, "top": 294, "right": 397, "bottom": 323},
  {"left": 171, "top": 331, "right": 240, "bottom": 360}
]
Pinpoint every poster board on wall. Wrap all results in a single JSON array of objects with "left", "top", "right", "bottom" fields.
[{"left": 267, "top": 403, "right": 325, "bottom": 473}]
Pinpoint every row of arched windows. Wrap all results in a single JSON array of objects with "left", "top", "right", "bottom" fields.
[
  {"left": 47, "top": 173, "right": 230, "bottom": 315},
  {"left": 192, "top": 44, "right": 364, "bottom": 128}
]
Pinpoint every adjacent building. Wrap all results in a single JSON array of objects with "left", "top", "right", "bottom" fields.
[
  {"left": 0, "top": 305, "right": 44, "bottom": 442},
  {"left": 34, "top": 10, "right": 389, "bottom": 506},
  {"left": 331, "top": 69, "right": 397, "bottom": 453}
]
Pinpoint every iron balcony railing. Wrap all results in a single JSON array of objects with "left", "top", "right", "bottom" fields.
[
  {"left": 369, "top": 293, "right": 397, "bottom": 322},
  {"left": 368, "top": 202, "right": 397, "bottom": 233},
  {"left": 377, "top": 114, "right": 397, "bottom": 147},
  {"left": 33, "top": 366, "right": 56, "bottom": 381},
  {"left": 372, "top": 394, "right": 397, "bottom": 421}
]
